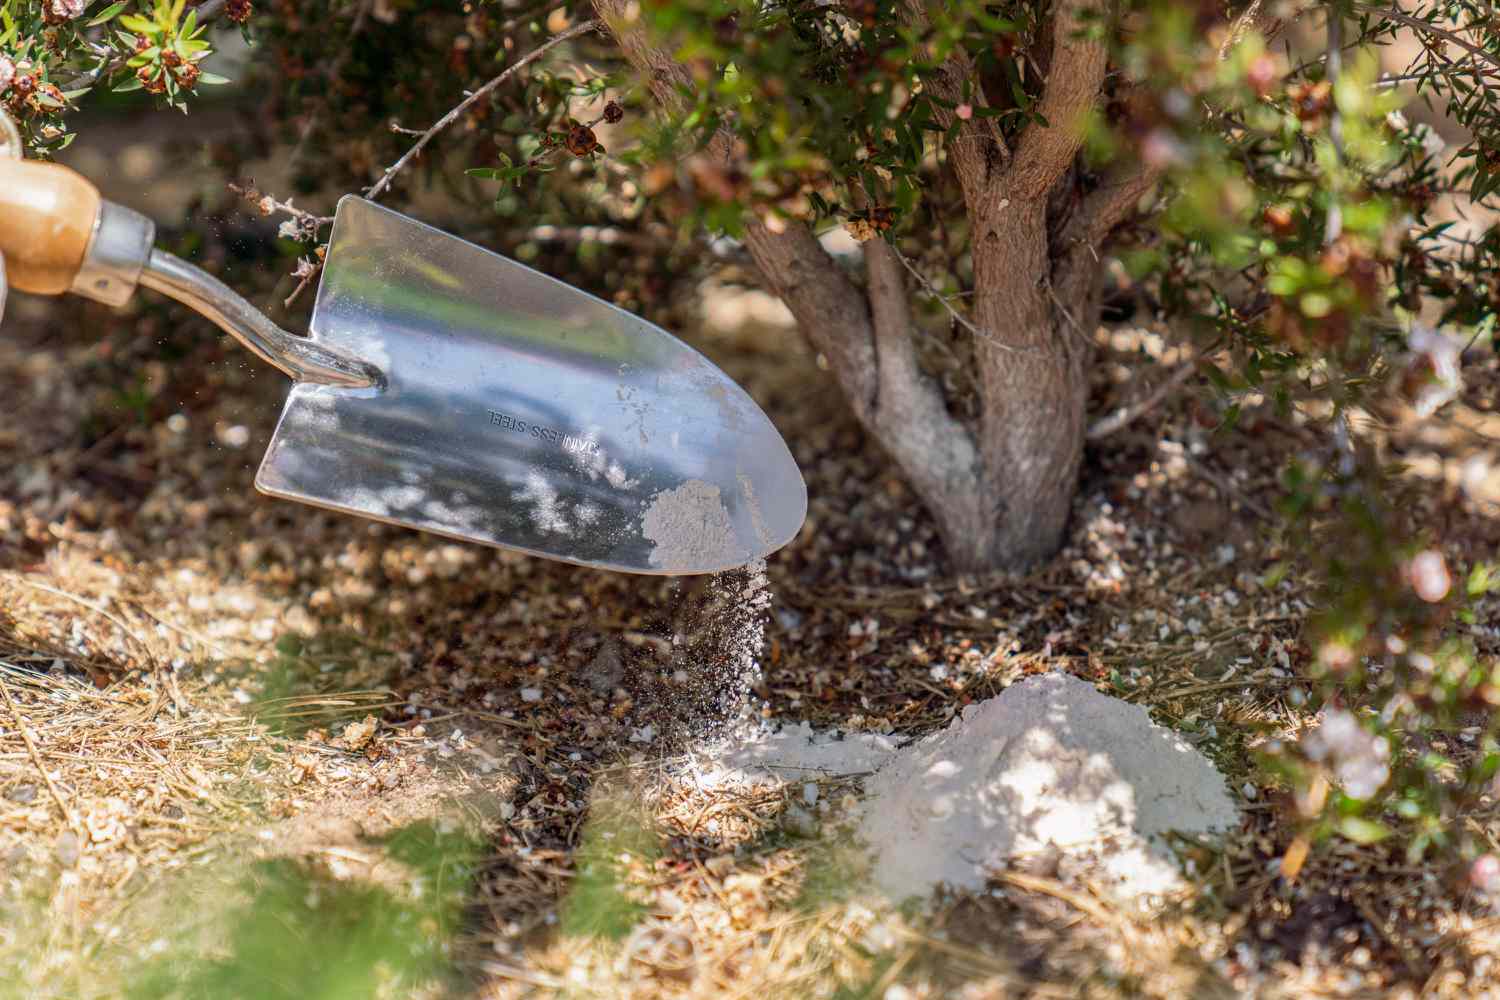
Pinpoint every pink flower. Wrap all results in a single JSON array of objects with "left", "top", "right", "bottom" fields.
[
  {"left": 1407, "top": 549, "right": 1450, "bottom": 603},
  {"left": 0, "top": 56, "right": 13, "bottom": 94},
  {"left": 955, "top": 103, "right": 973, "bottom": 121}
]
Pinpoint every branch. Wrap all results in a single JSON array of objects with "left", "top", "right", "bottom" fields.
[
  {"left": 1005, "top": 0, "right": 1109, "bottom": 200},
  {"left": 864, "top": 237, "right": 983, "bottom": 492},
  {"left": 893, "top": 245, "right": 1035, "bottom": 354},
  {"left": 1086, "top": 357, "right": 1199, "bottom": 439},
  {"left": 1324, "top": 9, "right": 1344, "bottom": 245},
  {"left": 1349, "top": 2, "right": 1500, "bottom": 76},
  {"left": 290, "top": 0, "right": 374, "bottom": 168},
  {"left": 592, "top": 0, "right": 880, "bottom": 419},
  {"left": 365, "top": 19, "right": 600, "bottom": 201},
  {"left": 742, "top": 223, "right": 878, "bottom": 420},
  {"left": 1059, "top": 163, "right": 1162, "bottom": 254},
  {"left": 920, "top": 49, "right": 1011, "bottom": 214}
]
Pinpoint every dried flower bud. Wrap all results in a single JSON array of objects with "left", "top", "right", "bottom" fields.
[
  {"left": 1287, "top": 80, "right": 1332, "bottom": 129},
  {"left": 174, "top": 62, "right": 199, "bottom": 89},
  {"left": 137, "top": 65, "right": 166, "bottom": 94},
  {"left": 162, "top": 50, "right": 183, "bottom": 69},
  {"left": 844, "top": 217, "right": 877, "bottom": 242},
  {"left": 277, "top": 219, "right": 301, "bottom": 240},
  {"left": 133, "top": 34, "right": 150, "bottom": 53},
  {"left": 226, "top": 0, "right": 253, "bottom": 24},
  {"left": 602, "top": 100, "right": 624, "bottom": 124},
  {"left": 564, "top": 122, "right": 599, "bottom": 157},
  {"left": 257, "top": 195, "right": 277, "bottom": 216},
  {"left": 292, "top": 257, "right": 318, "bottom": 279},
  {"left": 1261, "top": 204, "right": 1296, "bottom": 236}
]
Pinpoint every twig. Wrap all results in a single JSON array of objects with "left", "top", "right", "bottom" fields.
[
  {"left": 227, "top": 182, "right": 334, "bottom": 230},
  {"left": 1087, "top": 358, "right": 1200, "bottom": 440},
  {"left": 365, "top": 19, "right": 600, "bottom": 201},
  {"left": 1324, "top": 9, "right": 1344, "bottom": 246},
  {"left": 290, "top": 0, "right": 374, "bottom": 167},
  {"left": 1349, "top": 3, "right": 1500, "bottom": 77},
  {"left": 1217, "top": 0, "right": 1265, "bottom": 60},
  {"left": 283, "top": 259, "right": 324, "bottom": 309},
  {"left": 891, "top": 245, "right": 1033, "bottom": 355},
  {"left": 0, "top": 678, "right": 83, "bottom": 838}
]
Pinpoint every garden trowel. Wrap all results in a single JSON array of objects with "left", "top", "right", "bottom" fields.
[{"left": 0, "top": 146, "right": 806, "bottom": 575}]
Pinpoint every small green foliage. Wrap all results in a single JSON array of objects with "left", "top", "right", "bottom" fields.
[
  {"left": 1, "top": 0, "right": 232, "bottom": 151},
  {"left": 126, "top": 824, "right": 479, "bottom": 1000},
  {"left": 559, "top": 799, "right": 658, "bottom": 941}
]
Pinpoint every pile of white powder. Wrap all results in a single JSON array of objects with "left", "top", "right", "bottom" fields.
[{"left": 706, "top": 672, "right": 1239, "bottom": 904}]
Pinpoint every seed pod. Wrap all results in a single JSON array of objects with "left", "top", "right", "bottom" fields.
[{"left": 564, "top": 123, "right": 598, "bottom": 157}]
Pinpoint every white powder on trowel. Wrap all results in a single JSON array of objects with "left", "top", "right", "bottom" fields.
[
  {"left": 642, "top": 479, "right": 743, "bottom": 571},
  {"left": 700, "top": 673, "right": 1238, "bottom": 905}
]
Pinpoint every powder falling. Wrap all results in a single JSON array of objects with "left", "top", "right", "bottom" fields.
[{"left": 642, "top": 479, "right": 744, "bottom": 571}]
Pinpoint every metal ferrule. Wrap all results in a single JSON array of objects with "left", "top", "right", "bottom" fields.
[
  {"left": 139, "top": 248, "right": 384, "bottom": 390},
  {"left": 70, "top": 200, "right": 156, "bottom": 307}
]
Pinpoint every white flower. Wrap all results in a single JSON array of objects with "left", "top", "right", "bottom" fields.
[
  {"left": 1407, "top": 324, "right": 1463, "bottom": 418},
  {"left": 47, "top": 0, "right": 86, "bottom": 19},
  {"left": 1303, "top": 708, "right": 1390, "bottom": 801},
  {"left": 0, "top": 56, "right": 13, "bottom": 94},
  {"left": 277, "top": 219, "right": 302, "bottom": 240}
]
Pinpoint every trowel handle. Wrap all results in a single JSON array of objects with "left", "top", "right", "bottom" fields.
[
  {"left": 0, "top": 156, "right": 380, "bottom": 389},
  {"left": 0, "top": 157, "right": 155, "bottom": 307}
]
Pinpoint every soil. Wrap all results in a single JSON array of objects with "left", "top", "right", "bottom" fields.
[{"left": 3, "top": 271, "right": 1500, "bottom": 997}]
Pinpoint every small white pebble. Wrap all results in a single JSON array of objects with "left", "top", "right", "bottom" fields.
[
  {"left": 1242, "top": 782, "right": 1258, "bottom": 800},
  {"left": 803, "top": 782, "right": 819, "bottom": 807},
  {"left": 520, "top": 687, "right": 542, "bottom": 703}
]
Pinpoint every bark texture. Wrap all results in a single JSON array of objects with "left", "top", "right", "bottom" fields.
[{"left": 594, "top": 0, "right": 1157, "bottom": 572}]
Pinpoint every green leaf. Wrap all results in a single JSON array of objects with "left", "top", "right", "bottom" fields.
[
  {"left": 113, "top": 77, "right": 145, "bottom": 92},
  {"left": 87, "top": 2, "right": 128, "bottom": 27},
  {"left": 197, "top": 72, "right": 231, "bottom": 85},
  {"left": 118, "top": 14, "right": 155, "bottom": 33},
  {"left": 1338, "top": 817, "right": 1390, "bottom": 844}
]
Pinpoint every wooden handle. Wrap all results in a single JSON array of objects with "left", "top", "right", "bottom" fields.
[{"left": 0, "top": 158, "right": 102, "bottom": 296}]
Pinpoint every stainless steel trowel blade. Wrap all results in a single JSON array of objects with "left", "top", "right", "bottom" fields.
[{"left": 255, "top": 196, "right": 806, "bottom": 575}]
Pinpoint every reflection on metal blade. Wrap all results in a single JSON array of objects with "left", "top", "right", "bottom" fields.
[{"left": 255, "top": 196, "right": 807, "bottom": 575}]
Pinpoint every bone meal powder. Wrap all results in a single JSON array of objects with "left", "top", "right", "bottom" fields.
[
  {"left": 711, "top": 672, "right": 1239, "bottom": 904},
  {"left": 641, "top": 479, "right": 743, "bottom": 571}
]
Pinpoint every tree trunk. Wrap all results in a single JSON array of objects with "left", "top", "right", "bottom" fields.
[{"left": 596, "top": 0, "right": 1145, "bottom": 574}]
